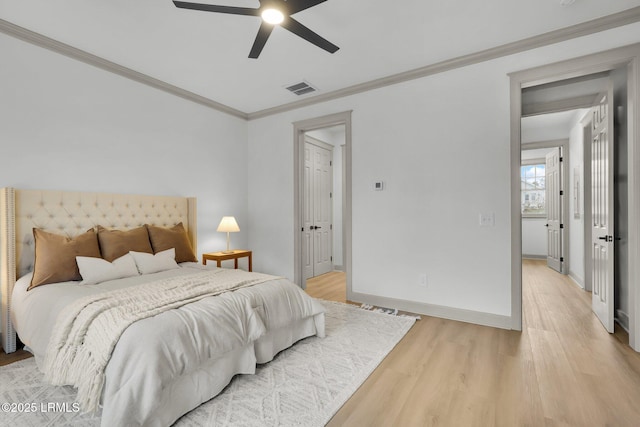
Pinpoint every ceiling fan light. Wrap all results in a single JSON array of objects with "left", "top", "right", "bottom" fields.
[{"left": 261, "top": 8, "right": 284, "bottom": 25}]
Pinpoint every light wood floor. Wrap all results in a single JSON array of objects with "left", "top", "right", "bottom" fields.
[
  {"left": 3, "top": 263, "right": 640, "bottom": 426},
  {"left": 306, "top": 261, "right": 640, "bottom": 427}
]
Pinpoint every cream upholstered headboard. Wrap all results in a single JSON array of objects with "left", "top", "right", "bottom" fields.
[{"left": 1, "top": 187, "right": 197, "bottom": 353}]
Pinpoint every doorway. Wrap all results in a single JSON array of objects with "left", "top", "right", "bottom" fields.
[
  {"left": 509, "top": 44, "right": 640, "bottom": 350},
  {"left": 521, "top": 143, "right": 568, "bottom": 272},
  {"left": 302, "top": 132, "right": 337, "bottom": 281},
  {"left": 293, "top": 111, "right": 352, "bottom": 293}
]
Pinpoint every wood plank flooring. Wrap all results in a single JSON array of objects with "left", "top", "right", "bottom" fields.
[
  {"left": 3, "top": 262, "right": 640, "bottom": 426},
  {"left": 306, "top": 260, "right": 640, "bottom": 426}
]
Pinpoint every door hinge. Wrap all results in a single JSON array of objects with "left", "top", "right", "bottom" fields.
[
  {"left": 560, "top": 190, "right": 564, "bottom": 196},
  {"left": 330, "top": 224, "right": 333, "bottom": 230},
  {"left": 560, "top": 257, "right": 564, "bottom": 262},
  {"left": 330, "top": 192, "right": 333, "bottom": 198},
  {"left": 560, "top": 224, "right": 564, "bottom": 229},
  {"left": 331, "top": 256, "right": 333, "bottom": 262},
  {"left": 301, "top": 227, "right": 304, "bottom": 232},
  {"left": 559, "top": 157, "right": 563, "bottom": 162},
  {"left": 330, "top": 161, "right": 332, "bottom": 166}
]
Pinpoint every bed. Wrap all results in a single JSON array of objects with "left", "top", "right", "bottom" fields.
[{"left": 0, "top": 188, "right": 325, "bottom": 427}]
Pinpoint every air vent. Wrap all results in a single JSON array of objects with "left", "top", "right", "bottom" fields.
[{"left": 285, "top": 81, "right": 317, "bottom": 96}]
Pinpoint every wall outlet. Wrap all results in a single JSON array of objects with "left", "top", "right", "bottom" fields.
[
  {"left": 419, "top": 273, "right": 428, "bottom": 287},
  {"left": 479, "top": 212, "right": 495, "bottom": 227}
]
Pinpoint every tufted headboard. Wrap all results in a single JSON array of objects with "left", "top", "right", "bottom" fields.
[{"left": 1, "top": 187, "right": 197, "bottom": 353}]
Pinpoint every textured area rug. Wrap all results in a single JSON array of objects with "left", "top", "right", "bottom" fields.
[{"left": 0, "top": 300, "right": 415, "bottom": 427}]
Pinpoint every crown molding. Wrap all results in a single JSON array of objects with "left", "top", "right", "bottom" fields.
[
  {"left": 247, "top": 6, "right": 640, "bottom": 120},
  {"left": 0, "top": 18, "right": 248, "bottom": 120},
  {"left": 2, "top": 6, "right": 640, "bottom": 122}
]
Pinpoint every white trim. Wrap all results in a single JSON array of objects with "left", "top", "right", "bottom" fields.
[
  {"left": 617, "top": 309, "right": 630, "bottom": 332},
  {"left": 3, "top": 7, "right": 640, "bottom": 121},
  {"left": 304, "top": 135, "right": 334, "bottom": 151},
  {"left": 351, "top": 292, "right": 512, "bottom": 330},
  {"left": 1, "top": 188, "right": 16, "bottom": 353},
  {"left": 627, "top": 54, "right": 640, "bottom": 351},
  {"left": 510, "top": 43, "right": 640, "bottom": 349},
  {"left": 248, "top": 7, "right": 640, "bottom": 120},
  {"left": 522, "top": 94, "right": 599, "bottom": 117},
  {"left": 523, "top": 254, "right": 547, "bottom": 260},
  {"left": 293, "top": 112, "right": 352, "bottom": 298},
  {"left": 0, "top": 19, "right": 247, "bottom": 120},
  {"left": 568, "top": 271, "right": 585, "bottom": 289}
]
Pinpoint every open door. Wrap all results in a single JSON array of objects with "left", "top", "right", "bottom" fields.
[
  {"left": 591, "top": 88, "right": 615, "bottom": 333},
  {"left": 302, "top": 138, "right": 334, "bottom": 282},
  {"left": 546, "top": 147, "right": 563, "bottom": 273}
]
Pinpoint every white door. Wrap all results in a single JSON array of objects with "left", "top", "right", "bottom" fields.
[
  {"left": 546, "top": 148, "right": 562, "bottom": 273},
  {"left": 303, "top": 144, "right": 314, "bottom": 280},
  {"left": 591, "top": 89, "right": 615, "bottom": 333},
  {"left": 303, "top": 139, "right": 333, "bottom": 281},
  {"left": 314, "top": 145, "right": 333, "bottom": 276}
]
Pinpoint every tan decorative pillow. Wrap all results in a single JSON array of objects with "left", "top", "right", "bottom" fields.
[
  {"left": 146, "top": 222, "right": 197, "bottom": 263},
  {"left": 30, "top": 228, "right": 102, "bottom": 290},
  {"left": 97, "top": 225, "right": 153, "bottom": 262}
]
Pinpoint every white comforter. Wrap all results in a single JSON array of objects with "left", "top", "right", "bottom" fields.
[{"left": 11, "top": 264, "right": 325, "bottom": 426}]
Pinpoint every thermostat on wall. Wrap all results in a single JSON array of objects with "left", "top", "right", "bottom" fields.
[{"left": 374, "top": 181, "right": 384, "bottom": 191}]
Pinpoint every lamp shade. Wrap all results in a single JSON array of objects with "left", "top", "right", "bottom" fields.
[{"left": 217, "top": 216, "right": 240, "bottom": 233}]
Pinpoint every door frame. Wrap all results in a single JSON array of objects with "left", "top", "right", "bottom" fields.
[
  {"left": 303, "top": 135, "right": 334, "bottom": 280},
  {"left": 521, "top": 140, "right": 569, "bottom": 274},
  {"left": 509, "top": 43, "right": 640, "bottom": 350},
  {"left": 293, "top": 111, "right": 352, "bottom": 294}
]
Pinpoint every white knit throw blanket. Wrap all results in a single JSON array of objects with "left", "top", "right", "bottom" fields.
[{"left": 42, "top": 269, "right": 277, "bottom": 413}]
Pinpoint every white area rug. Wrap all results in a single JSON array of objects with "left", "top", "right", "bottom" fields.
[{"left": 0, "top": 300, "right": 415, "bottom": 427}]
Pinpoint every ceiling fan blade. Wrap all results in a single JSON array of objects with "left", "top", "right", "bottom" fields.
[
  {"left": 288, "top": 0, "right": 327, "bottom": 14},
  {"left": 173, "top": 1, "right": 259, "bottom": 16},
  {"left": 249, "top": 22, "right": 274, "bottom": 58},
  {"left": 281, "top": 17, "right": 339, "bottom": 54}
]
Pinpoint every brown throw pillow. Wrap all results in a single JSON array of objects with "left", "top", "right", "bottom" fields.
[
  {"left": 146, "top": 222, "right": 197, "bottom": 263},
  {"left": 30, "top": 228, "right": 102, "bottom": 290},
  {"left": 97, "top": 225, "right": 153, "bottom": 262}
]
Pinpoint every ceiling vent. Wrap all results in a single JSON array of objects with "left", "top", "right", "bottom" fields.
[{"left": 285, "top": 81, "right": 317, "bottom": 96}]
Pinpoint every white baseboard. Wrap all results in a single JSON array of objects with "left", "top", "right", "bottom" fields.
[
  {"left": 333, "top": 265, "right": 344, "bottom": 272},
  {"left": 522, "top": 254, "right": 546, "bottom": 260},
  {"left": 349, "top": 291, "right": 512, "bottom": 330},
  {"left": 568, "top": 271, "right": 585, "bottom": 289},
  {"left": 616, "top": 310, "right": 630, "bottom": 332}
]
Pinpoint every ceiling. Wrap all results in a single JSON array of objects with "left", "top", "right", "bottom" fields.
[
  {"left": 2, "top": 0, "right": 640, "bottom": 115},
  {"left": 521, "top": 109, "right": 589, "bottom": 143}
]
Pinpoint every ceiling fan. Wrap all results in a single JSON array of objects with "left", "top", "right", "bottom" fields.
[{"left": 173, "top": 0, "right": 340, "bottom": 59}]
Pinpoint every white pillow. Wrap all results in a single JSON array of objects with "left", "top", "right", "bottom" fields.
[
  {"left": 76, "top": 253, "right": 140, "bottom": 285},
  {"left": 130, "top": 248, "right": 179, "bottom": 275}
]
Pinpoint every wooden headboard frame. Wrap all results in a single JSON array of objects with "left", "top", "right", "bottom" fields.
[{"left": 0, "top": 187, "right": 197, "bottom": 353}]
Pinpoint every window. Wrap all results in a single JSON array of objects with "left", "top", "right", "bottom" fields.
[{"left": 521, "top": 161, "right": 545, "bottom": 216}]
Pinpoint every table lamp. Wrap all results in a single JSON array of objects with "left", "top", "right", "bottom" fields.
[{"left": 217, "top": 216, "right": 240, "bottom": 253}]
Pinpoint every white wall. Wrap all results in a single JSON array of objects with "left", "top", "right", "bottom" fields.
[
  {"left": 568, "top": 110, "right": 589, "bottom": 287},
  {"left": 0, "top": 32, "right": 249, "bottom": 260},
  {"left": 612, "top": 67, "right": 630, "bottom": 329},
  {"left": 522, "top": 121, "right": 571, "bottom": 144},
  {"left": 247, "top": 23, "right": 640, "bottom": 319}
]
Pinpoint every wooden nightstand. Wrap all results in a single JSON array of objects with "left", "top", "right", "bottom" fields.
[{"left": 202, "top": 250, "right": 252, "bottom": 272}]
